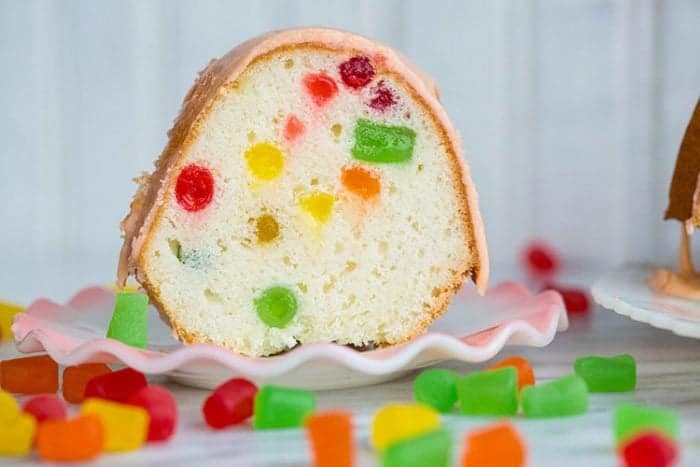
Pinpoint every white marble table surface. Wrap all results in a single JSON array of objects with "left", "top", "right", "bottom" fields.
[{"left": 1, "top": 303, "right": 699, "bottom": 466}]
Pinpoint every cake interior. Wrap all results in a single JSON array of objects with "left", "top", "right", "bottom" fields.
[{"left": 141, "top": 46, "right": 473, "bottom": 356}]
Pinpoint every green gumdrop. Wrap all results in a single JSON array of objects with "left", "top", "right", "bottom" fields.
[
  {"left": 414, "top": 369, "right": 459, "bottom": 413},
  {"left": 352, "top": 119, "right": 416, "bottom": 163},
  {"left": 253, "top": 385, "right": 316, "bottom": 429},
  {"left": 457, "top": 367, "right": 518, "bottom": 416},
  {"left": 106, "top": 292, "right": 149, "bottom": 349},
  {"left": 574, "top": 354, "right": 636, "bottom": 392},
  {"left": 613, "top": 403, "right": 679, "bottom": 445},
  {"left": 521, "top": 374, "right": 588, "bottom": 418},
  {"left": 254, "top": 286, "right": 298, "bottom": 328},
  {"left": 381, "top": 429, "right": 451, "bottom": 467}
]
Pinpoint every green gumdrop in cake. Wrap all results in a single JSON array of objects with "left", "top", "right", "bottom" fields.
[
  {"left": 613, "top": 403, "right": 679, "bottom": 445},
  {"left": 254, "top": 286, "right": 298, "bottom": 328},
  {"left": 106, "top": 292, "right": 149, "bottom": 349},
  {"left": 253, "top": 385, "right": 316, "bottom": 429},
  {"left": 574, "top": 354, "right": 636, "bottom": 392},
  {"left": 352, "top": 119, "right": 416, "bottom": 163}
]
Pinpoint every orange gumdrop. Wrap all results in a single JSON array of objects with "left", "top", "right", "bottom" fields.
[
  {"left": 306, "top": 410, "right": 354, "bottom": 467},
  {"left": 462, "top": 422, "right": 526, "bottom": 467},
  {"left": 284, "top": 114, "right": 305, "bottom": 143},
  {"left": 62, "top": 364, "right": 112, "bottom": 404},
  {"left": 303, "top": 73, "right": 338, "bottom": 106},
  {"left": 37, "top": 414, "right": 105, "bottom": 461},
  {"left": 488, "top": 356, "right": 535, "bottom": 391},
  {"left": 341, "top": 166, "right": 381, "bottom": 200},
  {"left": 0, "top": 355, "right": 58, "bottom": 394}
]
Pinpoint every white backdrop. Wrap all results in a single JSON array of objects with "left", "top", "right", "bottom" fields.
[{"left": 1, "top": 0, "right": 699, "bottom": 302}]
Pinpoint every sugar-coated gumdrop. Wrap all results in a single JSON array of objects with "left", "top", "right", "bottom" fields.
[
  {"left": 0, "top": 412, "right": 36, "bottom": 456},
  {"left": 457, "top": 367, "right": 518, "bottom": 416},
  {"left": 0, "top": 390, "right": 19, "bottom": 422},
  {"left": 381, "top": 429, "right": 451, "bottom": 467},
  {"left": 127, "top": 385, "right": 177, "bottom": 442},
  {"left": 306, "top": 410, "right": 354, "bottom": 467},
  {"left": 303, "top": 72, "right": 338, "bottom": 106},
  {"left": 620, "top": 431, "right": 678, "bottom": 467},
  {"left": 253, "top": 385, "right": 316, "bottom": 429},
  {"left": 521, "top": 374, "right": 588, "bottom": 418},
  {"left": 256, "top": 214, "right": 280, "bottom": 243},
  {"left": 462, "top": 422, "right": 526, "bottom": 467},
  {"left": 299, "top": 192, "right": 335, "bottom": 224},
  {"left": 203, "top": 378, "right": 258, "bottom": 429},
  {"left": 613, "top": 403, "right": 679, "bottom": 446},
  {"left": 522, "top": 241, "right": 559, "bottom": 277},
  {"left": 369, "top": 81, "right": 396, "bottom": 112},
  {"left": 353, "top": 119, "right": 416, "bottom": 163},
  {"left": 0, "top": 301, "right": 23, "bottom": 341},
  {"left": 0, "top": 355, "right": 58, "bottom": 394},
  {"left": 558, "top": 286, "right": 591, "bottom": 314},
  {"left": 413, "top": 368, "right": 458, "bottom": 413},
  {"left": 488, "top": 355, "right": 536, "bottom": 391},
  {"left": 254, "top": 286, "right": 298, "bottom": 328},
  {"left": 175, "top": 164, "right": 214, "bottom": 212},
  {"left": 341, "top": 166, "right": 381, "bottom": 200},
  {"left": 62, "top": 363, "right": 112, "bottom": 404},
  {"left": 245, "top": 142, "right": 285, "bottom": 181},
  {"left": 84, "top": 367, "right": 147, "bottom": 403},
  {"left": 371, "top": 403, "right": 440, "bottom": 451},
  {"left": 339, "top": 56, "right": 375, "bottom": 89},
  {"left": 283, "top": 114, "right": 305, "bottom": 142},
  {"left": 22, "top": 394, "right": 66, "bottom": 423},
  {"left": 81, "top": 398, "right": 149, "bottom": 452},
  {"left": 37, "top": 414, "right": 104, "bottom": 461},
  {"left": 107, "top": 292, "right": 149, "bottom": 349},
  {"left": 574, "top": 354, "right": 636, "bottom": 392}
]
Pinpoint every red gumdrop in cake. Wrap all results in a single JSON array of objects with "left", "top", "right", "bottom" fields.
[
  {"left": 339, "top": 56, "right": 375, "bottom": 89},
  {"left": 175, "top": 164, "right": 214, "bottom": 212}
]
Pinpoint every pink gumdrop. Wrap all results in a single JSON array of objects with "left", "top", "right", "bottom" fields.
[
  {"left": 283, "top": 114, "right": 305, "bottom": 143},
  {"left": 369, "top": 81, "right": 396, "bottom": 112},
  {"left": 522, "top": 241, "right": 560, "bottom": 277},
  {"left": 621, "top": 431, "right": 678, "bottom": 467},
  {"left": 84, "top": 367, "right": 147, "bottom": 403},
  {"left": 127, "top": 385, "right": 178, "bottom": 442},
  {"left": 22, "top": 394, "right": 66, "bottom": 423},
  {"left": 202, "top": 378, "right": 258, "bottom": 429}
]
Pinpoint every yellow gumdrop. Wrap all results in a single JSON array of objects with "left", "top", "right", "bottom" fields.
[
  {"left": 0, "top": 301, "right": 23, "bottom": 341},
  {"left": 299, "top": 192, "right": 335, "bottom": 224},
  {"left": 0, "top": 390, "right": 20, "bottom": 423},
  {"left": 81, "top": 398, "right": 148, "bottom": 452},
  {"left": 371, "top": 403, "right": 440, "bottom": 451},
  {"left": 0, "top": 413, "right": 36, "bottom": 456},
  {"left": 245, "top": 142, "right": 285, "bottom": 181}
]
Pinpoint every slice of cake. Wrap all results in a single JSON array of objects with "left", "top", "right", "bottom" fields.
[
  {"left": 650, "top": 98, "right": 700, "bottom": 298},
  {"left": 117, "top": 28, "right": 488, "bottom": 356}
]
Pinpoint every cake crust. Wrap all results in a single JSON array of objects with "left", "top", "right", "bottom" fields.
[
  {"left": 664, "top": 99, "right": 700, "bottom": 224},
  {"left": 117, "top": 28, "right": 489, "bottom": 350}
]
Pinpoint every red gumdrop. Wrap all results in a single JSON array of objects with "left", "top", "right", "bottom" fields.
[
  {"left": 522, "top": 242, "right": 560, "bottom": 277},
  {"left": 127, "top": 385, "right": 178, "bottom": 442},
  {"left": 84, "top": 367, "right": 147, "bottom": 403},
  {"left": 543, "top": 283, "right": 591, "bottom": 314},
  {"left": 175, "top": 164, "right": 214, "bottom": 212},
  {"left": 369, "top": 81, "right": 396, "bottom": 112},
  {"left": 303, "top": 73, "right": 338, "bottom": 106},
  {"left": 283, "top": 114, "right": 305, "bottom": 143},
  {"left": 202, "top": 378, "right": 258, "bottom": 429},
  {"left": 22, "top": 394, "right": 67, "bottom": 423},
  {"left": 339, "top": 56, "right": 375, "bottom": 89},
  {"left": 621, "top": 432, "right": 678, "bottom": 467}
]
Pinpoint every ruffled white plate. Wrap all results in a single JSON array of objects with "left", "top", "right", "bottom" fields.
[
  {"left": 13, "top": 282, "right": 567, "bottom": 390},
  {"left": 592, "top": 263, "right": 700, "bottom": 338}
]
